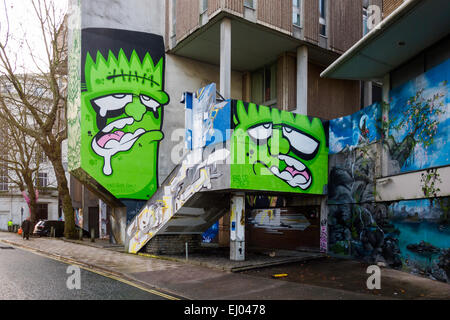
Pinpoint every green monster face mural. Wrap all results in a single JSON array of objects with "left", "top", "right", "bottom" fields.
[
  {"left": 231, "top": 101, "right": 328, "bottom": 194},
  {"left": 79, "top": 29, "right": 169, "bottom": 200}
]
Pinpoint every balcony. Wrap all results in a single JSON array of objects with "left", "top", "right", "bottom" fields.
[{"left": 166, "top": 0, "right": 362, "bottom": 72}]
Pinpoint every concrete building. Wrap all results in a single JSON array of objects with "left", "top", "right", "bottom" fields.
[
  {"left": 69, "top": 0, "right": 369, "bottom": 249},
  {"left": 163, "top": 0, "right": 371, "bottom": 249}
]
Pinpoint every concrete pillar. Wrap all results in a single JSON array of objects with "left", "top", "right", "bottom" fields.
[
  {"left": 230, "top": 192, "right": 245, "bottom": 261},
  {"left": 296, "top": 45, "right": 308, "bottom": 115},
  {"left": 220, "top": 18, "right": 232, "bottom": 99},
  {"left": 381, "top": 73, "right": 390, "bottom": 177},
  {"left": 363, "top": 81, "right": 373, "bottom": 107},
  {"left": 219, "top": 17, "right": 232, "bottom": 250}
]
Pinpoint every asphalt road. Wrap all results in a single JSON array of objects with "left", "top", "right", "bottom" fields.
[{"left": 0, "top": 244, "right": 168, "bottom": 300}]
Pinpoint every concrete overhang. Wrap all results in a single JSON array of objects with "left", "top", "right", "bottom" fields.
[
  {"left": 169, "top": 11, "right": 339, "bottom": 72},
  {"left": 321, "top": 0, "right": 450, "bottom": 81}
]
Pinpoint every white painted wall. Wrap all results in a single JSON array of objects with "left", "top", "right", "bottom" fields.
[
  {"left": 81, "top": 0, "right": 164, "bottom": 35},
  {"left": 376, "top": 166, "right": 450, "bottom": 202},
  {"left": 0, "top": 195, "right": 58, "bottom": 231}
]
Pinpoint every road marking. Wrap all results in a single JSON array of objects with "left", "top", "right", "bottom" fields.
[{"left": 0, "top": 239, "right": 182, "bottom": 300}]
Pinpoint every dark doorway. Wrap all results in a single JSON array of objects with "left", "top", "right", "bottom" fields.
[
  {"left": 88, "top": 207, "right": 99, "bottom": 238},
  {"left": 247, "top": 206, "right": 321, "bottom": 251},
  {"left": 36, "top": 203, "right": 48, "bottom": 221}
]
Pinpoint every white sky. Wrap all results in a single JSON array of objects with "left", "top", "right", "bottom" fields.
[{"left": 0, "top": 0, "right": 68, "bottom": 73}]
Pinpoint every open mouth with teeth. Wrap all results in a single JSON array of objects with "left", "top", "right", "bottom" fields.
[
  {"left": 91, "top": 117, "right": 148, "bottom": 176},
  {"left": 95, "top": 117, "right": 146, "bottom": 149},
  {"left": 267, "top": 154, "right": 313, "bottom": 190},
  {"left": 246, "top": 122, "right": 319, "bottom": 191}
]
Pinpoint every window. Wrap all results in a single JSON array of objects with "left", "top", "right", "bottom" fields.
[
  {"left": 251, "top": 63, "right": 277, "bottom": 107},
  {"left": 37, "top": 172, "right": 48, "bottom": 188},
  {"left": 244, "top": 0, "right": 254, "bottom": 9},
  {"left": 363, "top": 7, "right": 369, "bottom": 36},
  {"left": 293, "top": 0, "right": 301, "bottom": 27},
  {"left": 0, "top": 165, "right": 8, "bottom": 191},
  {"left": 200, "top": 0, "right": 208, "bottom": 13},
  {"left": 319, "top": 0, "right": 327, "bottom": 36},
  {"left": 171, "top": 0, "right": 177, "bottom": 38},
  {"left": 38, "top": 150, "right": 47, "bottom": 163}
]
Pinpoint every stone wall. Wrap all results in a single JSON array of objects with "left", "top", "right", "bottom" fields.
[{"left": 143, "top": 234, "right": 202, "bottom": 255}]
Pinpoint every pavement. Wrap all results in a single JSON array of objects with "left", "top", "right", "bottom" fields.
[{"left": 1, "top": 231, "right": 448, "bottom": 300}]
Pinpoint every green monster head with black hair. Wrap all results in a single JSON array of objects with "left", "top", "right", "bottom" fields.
[
  {"left": 231, "top": 101, "right": 328, "bottom": 194},
  {"left": 81, "top": 49, "right": 169, "bottom": 199}
]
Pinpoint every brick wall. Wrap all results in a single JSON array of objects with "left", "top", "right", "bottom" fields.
[
  {"left": 383, "top": 0, "right": 404, "bottom": 18},
  {"left": 143, "top": 234, "right": 202, "bottom": 255}
]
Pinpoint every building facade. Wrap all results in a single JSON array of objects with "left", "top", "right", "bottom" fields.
[
  {"left": 68, "top": 0, "right": 370, "bottom": 249},
  {"left": 322, "top": 0, "right": 450, "bottom": 282},
  {"left": 0, "top": 148, "right": 60, "bottom": 231}
]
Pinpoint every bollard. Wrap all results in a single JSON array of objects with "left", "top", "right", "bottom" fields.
[
  {"left": 90, "top": 228, "right": 95, "bottom": 243},
  {"left": 50, "top": 226, "right": 55, "bottom": 238},
  {"left": 185, "top": 242, "right": 188, "bottom": 261},
  {"left": 79, "top": 228, "right": 83, "bottom": 241}
]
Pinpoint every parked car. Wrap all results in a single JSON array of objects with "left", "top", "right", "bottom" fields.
[{"left": 33, "top": 220, "right": 90, "bottom": 238}]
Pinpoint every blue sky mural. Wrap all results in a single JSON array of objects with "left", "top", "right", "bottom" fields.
[
  {"left": 329, "top": 102, "right": 381, "bottom": 154},
  {"left": 389, "top": 58, "right": 450, "bottom": 173}
]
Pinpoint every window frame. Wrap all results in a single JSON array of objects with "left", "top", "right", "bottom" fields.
[
  {"left": 292, "top": 0, "right": 302, "bottom": 28},
  {"left": 251, "top": 62, "right": 278, "bottom": 108},
  {"left": 363, "top": 7, "right": 369, "bottom": 36},
  {"left": 199, "top": 0, "right": 208, "bottom": 14},
  {"left": 244, "top": 0, "right": 255, "bottom": 9},
  {"left": 319, "top": 0, "right": 327, "bottom": 37},
  {"left": 37, "top": 172, "right": 48, "bottom": 188},
  {"left": 0, "top": 165, "right": 8, "bottom": 192}
]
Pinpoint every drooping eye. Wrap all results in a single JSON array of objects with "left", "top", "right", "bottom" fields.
[
  {"left": 140, "top": 94, "right": 160, "bottom": 111},
  {"left": 282, "top": 126, "right": 319, "bottom": 160},
  {"left": 112, "top": 94, "right": 127, "bottom": 99},
  {"left": 248, "top": 123, "right": 273, "bottom": 141},
  {"left": 92, "top": 94, "right": 133, "bottom": 117}
]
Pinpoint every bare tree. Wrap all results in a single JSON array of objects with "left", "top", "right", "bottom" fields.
[
  {"left": 0, "top": 111, "right": 41, "bottom": 224},
  {"left": 0, "top": 0, "right": 77, "bottom": 238}
]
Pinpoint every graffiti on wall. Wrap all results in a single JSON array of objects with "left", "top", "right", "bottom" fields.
[
  {"left": 185, "top": 83, "right": 231, "bottom": 150},
  {"left": 320, "top": 219, "right": 328, "bottom": 253},
  {"left": 328, "top": 143, "right": 378, "bottom": 205},
  {"left": 328, "top": 198, "right": 450, "bottom": 283},
  {"left": 99, "top": 200, "right": 108, "bottom": 239},
  {"left": 202, "top": 221, "right": 219, "bottom": 243},
  {"left": 327, "top": 59, "right": 450, "bottom": 283},
  {"left": 248, "top": 208, "right": 312, "bottom": 233},
  {"left": 126, "top": 147, "right": 230, "bottom": 253},
  {"left": 386, "top": 58, "right": 449, "bottom": 175},
  {"left": 230, "top": 100, "right": 328, "bottom": 194},
  {"left": 71, "top": 28, "right": 169, "bottom": 200},
  {"left": 329, "top": 102, "right": 381, "bottom": 154},
  {"left": 74, "top": 208, "right": 83, "bottom": 228}
]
